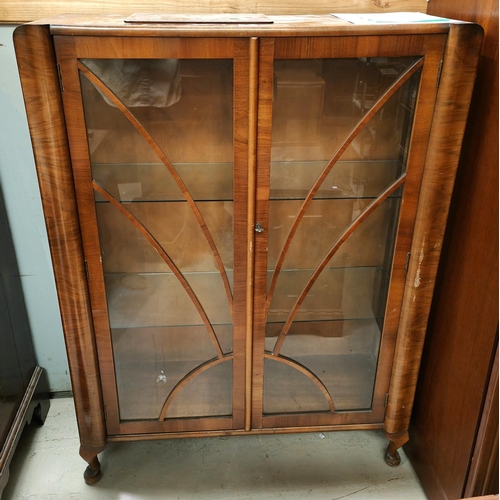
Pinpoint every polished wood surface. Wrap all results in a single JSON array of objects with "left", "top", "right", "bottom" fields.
[
  {"left": 252, "top": 36, "right": 275, "bottom": 429},
  {"left": 55, "top": 34, "right": 250, "bottom": 435},
  {"left": 46, "top": 14, "right": 450, "bottom": 38},
  {"left": 245, "top": 37, "right": 259, "bottom": 432},
  {"left": 465, "top": 345, "right": 499, "bottom": 497},
  {"left": 253, "top": 31, "right": 447, "bottom": 434},
  {"left": 14, "top": 16, "right": 482, "bottom": 482},
  {"left": 404, "top": 1, "right": 498, "bottom": 498},
  {"left": 384, "top": 23, "right": 483, "bottom": 439},
  {"left": 13, "top": 25, "right": 107, "bottom": 478},
  {"left": 1, "top": 0, "right": 428, "bottom": 24}
]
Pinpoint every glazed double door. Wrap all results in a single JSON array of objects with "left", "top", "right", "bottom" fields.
[{"left": 55, "top": 32, "right": 446, "bottom": 436}]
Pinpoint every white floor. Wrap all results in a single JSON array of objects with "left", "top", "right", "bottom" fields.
[{"left": 3, "top": 398, "right": 427, "bottom": 499}]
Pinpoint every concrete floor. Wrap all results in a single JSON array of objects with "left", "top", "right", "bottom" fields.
[{"left": 3, "top": 398, "right": 427, "bottom": 499}]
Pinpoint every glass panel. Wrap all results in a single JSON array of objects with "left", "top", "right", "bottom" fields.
[
  {"left": 166, "top": 360, "right": 233, "bottom": 418},
  {"left": 112, "top": 326, "right": 232, "bottom": 420},
  {"left": 264, "top": 320, "right": 379, "bottom": 413},
  {"left": 264, "top": 56, "right": 420, "bottom": 415},
  {"left": 80, "top": 58, "right": 234, "bottom": 421},
  {"left": 263, "top": 357, "right": 329, "bottom": 414}
]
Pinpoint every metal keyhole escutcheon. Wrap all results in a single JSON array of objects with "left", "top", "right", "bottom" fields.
[{"left": 255, "top": 222, "right": 264, "bottom": 233}]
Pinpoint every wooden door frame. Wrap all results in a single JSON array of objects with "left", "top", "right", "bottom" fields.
[
  {"left": 252, "top": 33, "right": 447, "bottom": 430},
  {"left": 53, "top": 34, "right": 250, "bottom": 436}
]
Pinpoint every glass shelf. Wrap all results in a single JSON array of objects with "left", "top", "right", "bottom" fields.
[
  {"left": 270, "top": 159, "right": 404, "bottom": 200},
  {"left": 105, "top": 271, "right": 233, "bottom": 329},
  {"left": 92, "top": 162, "right": 234, "bottom": 203}
]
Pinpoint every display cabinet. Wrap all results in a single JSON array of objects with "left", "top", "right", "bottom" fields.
[{"left": 14, "top": 14, "right": 482, "bottom": 484}]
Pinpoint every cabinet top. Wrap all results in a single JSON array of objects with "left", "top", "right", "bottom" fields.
[{"left": 27, "top": 13, "right": 466, "bottom": 37}]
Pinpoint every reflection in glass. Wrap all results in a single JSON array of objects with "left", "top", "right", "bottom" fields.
[
  {"left": 264, "top": 57, "right": 420, "bottom": 415},
  {"left": 80, "top": 59, "right": 234, "bottom": 421}
]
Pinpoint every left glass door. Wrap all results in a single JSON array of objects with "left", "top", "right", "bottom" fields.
[{"left": 55, "top": 37, "right": 249, "bottom": 435}]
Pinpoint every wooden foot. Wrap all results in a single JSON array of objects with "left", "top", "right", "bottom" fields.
[
  {"left": 83, "top": 462, "right": 102, "bottom": 485},
  {"left": 80, "top": 445, "right": 105, "bottom": 485},
  {"left": 383, "top": 430, "right": 409, "bottom": 467},
  {"left": 385, "top": 441, "right": 402, "bottom": 466}
]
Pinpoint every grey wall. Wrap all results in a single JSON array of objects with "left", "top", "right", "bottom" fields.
[{"left": 0, "top": 25, "right": 71, "bottom": 392}]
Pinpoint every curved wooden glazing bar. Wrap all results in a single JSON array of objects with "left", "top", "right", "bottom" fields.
[
  {"left": 158, "top": 355, "right": 233, "bottom": 420},
  {"left": 383, "top": 23, "right": 484, "bottom": 466},
  {"left": 272, "top": 174, "right": 407, "bottom": 356},
  {"left": 265, "top": 57, "right": 424, "bottom": 316},
  {"left": 77, "top": 61, "right": 234, "bottom": 318},
  {"left": 93, "top": 181, "right": 224, "bottom": 359},
  {"left": 13, "top": 25, "right": 107, "bottom": 484},
  {"left": 263, "top": 353, "right": 335, "bottom": 413}
]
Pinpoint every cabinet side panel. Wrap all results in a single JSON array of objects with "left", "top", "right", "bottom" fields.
[
  {"left": 384, "top": 23, "right": 484, "bottom": 435},
  {"left": 13, "top": 25, "right": 106, "bottom": 450},
  {"left": 406, "top": 1, "right": 499, "bottom": 497}
]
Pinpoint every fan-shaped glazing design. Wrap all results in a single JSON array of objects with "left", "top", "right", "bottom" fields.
[
  {"left": 79, "top": 59, "right": 235, "bottom": 420},
  {"left": 263, "top": 56, "right": 423, "bottom": 414}
]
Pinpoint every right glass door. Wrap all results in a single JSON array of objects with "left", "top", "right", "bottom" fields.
[{"left": 254, "top": 35, "right": 447, "bottom": 428}]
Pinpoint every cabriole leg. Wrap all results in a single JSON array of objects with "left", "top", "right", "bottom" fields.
[
  {"left": 384, "top": 430, "right": 409, "bottom": 467},
  {"left": 80, "top": 445, "right": 105, "bottom": 485}
]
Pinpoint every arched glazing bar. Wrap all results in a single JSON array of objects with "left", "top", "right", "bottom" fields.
[
  {"left": 78, "top": 61, "right": 234, "bottom": 318},
  {"left": 265, "top": 57, "right": 424, "bottom": 317},
  {"left": 271, "top": 174, "right": 406, "bottom": 356},
  {"left": 93, "top": 181, "right": 224, "bottom": 359}
]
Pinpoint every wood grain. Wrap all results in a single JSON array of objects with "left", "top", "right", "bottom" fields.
[
  {"left": 13, "top": 25, "right": 107, "bottom": 460},
  {"left": 367, "top": 32, "right": 446, "bottom": 426},
  {"left": 384, "top": 23, "right": 484, "bottom": 437},
  {"left": 244, "top": 37, "right": 259, "bottom": 432},
  {"left": 16, "top": 16, "right": 482, "bottom": 469},
  {"left": 231, "top": 38, "right": 251, "bottom": 430},
  {"left": 54, "top": 34, "right": 248, "bottom": 435},
  {"left": 252, "top": 31, "right": 447, "bottom": 432},
  {"left": 465, "top": 344, "right": 499, "bottom": 497},
  {"left": 109, "top": 422, "right": 384, "bottom": 441},
  {"left": 252, "top": 36, "right": 275, "bottom": 429},
  {"left": 1, "top": 0, "right": 428, "bottom": 24},
  {"left": 46, "top": 15, "right": 451, "bottom": 38},
  {"left": 405, "top": 1, "right": 498, "bottom": 497}
]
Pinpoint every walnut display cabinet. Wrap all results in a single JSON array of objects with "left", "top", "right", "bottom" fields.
[{"left": 14, "top": 14, "right": 482, "bottom": 484}]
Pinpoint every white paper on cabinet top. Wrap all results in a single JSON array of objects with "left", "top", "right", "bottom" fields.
[{"left": 331, "top": 12, "right": 451, "bottom": 24}]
